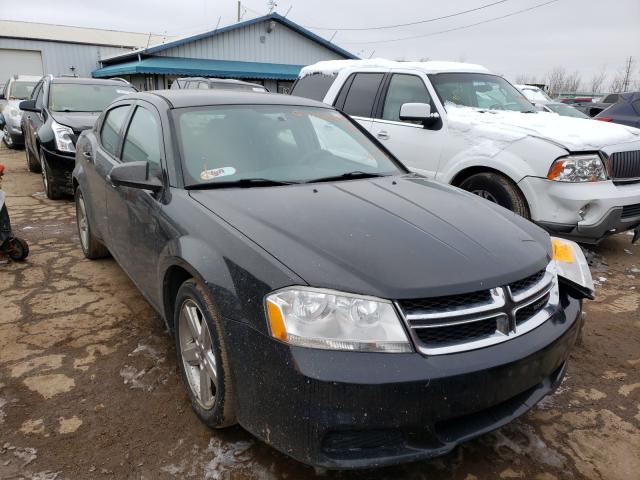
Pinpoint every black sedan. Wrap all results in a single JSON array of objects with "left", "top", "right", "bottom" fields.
[{"left": 73, "top": 90, "right": 594, "bottom": 469}]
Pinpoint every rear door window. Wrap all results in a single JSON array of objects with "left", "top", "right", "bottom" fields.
[
  {"left": 100, "top": 105, "right": 130, "bottom": 157},
  {"left": 291, "top": 73, "right": 336, "bottom": 101},
  {"left": 340, "top": 73, "right": 384, "bottom": 118}
]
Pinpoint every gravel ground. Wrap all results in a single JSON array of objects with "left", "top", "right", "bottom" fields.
[{"left": 0, "top": 143, "right": 639, "bottom": 480}]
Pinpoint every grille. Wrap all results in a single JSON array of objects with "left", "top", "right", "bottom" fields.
[
  {"left": 399, "top": 290, "right": 492, "bottom": 316},
  {"left": 621, "top": 203, "right": 640, "bottom": 219},
  {"left": 414, "top": 317, "right": 499, "bottom": 346},
  {"left": 515, "top": 292, "right": 550, "bottom": 325},
  {"left": 610, "top": 150, "right": 640, "bottom": 181},
  {"left": 509, "top": 269, "right": 546, "bottom": 296}
]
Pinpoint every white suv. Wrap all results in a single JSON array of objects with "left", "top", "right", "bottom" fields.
[{"left": 291, "top": 60, "right": 640, "bottom": 244}]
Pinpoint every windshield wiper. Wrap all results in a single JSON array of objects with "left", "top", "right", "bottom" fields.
[
  {"left": 186, "top": 178, "right": 299, "bottom": 190},
  {"left": 305, "top": 171, "right": 388, "bottom": 184}
]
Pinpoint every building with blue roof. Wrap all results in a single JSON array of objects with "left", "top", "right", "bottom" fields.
[{"left": 93, "top": 13, "right": 357, "bottom": 93}]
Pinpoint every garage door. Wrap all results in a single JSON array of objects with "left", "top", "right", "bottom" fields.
[{"left": 0, "top": 49, "right": 43, "bottom": 84}]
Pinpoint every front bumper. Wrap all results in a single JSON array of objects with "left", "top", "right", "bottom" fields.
[
  {"left": 224, "top": 291, "right": 582, "bottom": 469},
  {"left": 41, "top": 147, "right": 75, "bottom": 194},
  {"left": 519, "top": 176, "right": 640, "bottom": 243}
]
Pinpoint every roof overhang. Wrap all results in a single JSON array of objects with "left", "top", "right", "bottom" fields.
[{"left": 92, "top": 56, "right": 304, "bottom": 80}]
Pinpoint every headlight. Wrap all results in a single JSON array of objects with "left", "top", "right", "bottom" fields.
[
  {"left": 547, "top": 154, "right": 607, "bottom": 182},
  {"left": 551, "top": 236, "right": 594, "bottom": 298},
  {"left": 9, "top": 108, "right": 20, "bottom": 118},
  {"left": 265, "top": 287, "right": 412, "bottom": 353},
  {"left": 51, "top": 120, "right": 75, "bottom": 153}
]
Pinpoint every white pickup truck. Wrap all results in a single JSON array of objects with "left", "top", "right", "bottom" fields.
[{"left": 291, "top": 60, "right": 640, "bottom": 244}]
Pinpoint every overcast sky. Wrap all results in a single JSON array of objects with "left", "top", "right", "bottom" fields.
[{"left": 5, "top": 0, "right": 640, "bottom": 87}]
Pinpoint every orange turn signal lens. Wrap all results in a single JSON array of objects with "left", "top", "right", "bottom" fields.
[
  {"left": 547, "top": 160, "right": 565, "bottom": 180},
  {"left": 266, "top": 300, "right": 288, "bottom": 341},
  {"left": 551, "top": 238, "right": 574, "bottom": 263}
]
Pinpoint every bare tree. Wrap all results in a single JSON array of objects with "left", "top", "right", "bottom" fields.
[
  {"left": 589, "top": 65, "right": 608, "bottom": 94},
  {"left": 564, "top": 70, "right": 582, "bottom": 93},
  {"left": 515, "top": 73, "right": 537, "bottom": 85},
  {"left": 609, "top": 56, "right": 635, "bottom": 93},
  {"left": 547, "top": 66, "right": 567, "bottom": 96}
]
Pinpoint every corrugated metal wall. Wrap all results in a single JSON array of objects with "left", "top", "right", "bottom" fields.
[
  {"left": 156, "top": 20, "right": 343, "bottom": 64},
  {"left": 0, "top": 38, "right": 133, "bottom": 77}
]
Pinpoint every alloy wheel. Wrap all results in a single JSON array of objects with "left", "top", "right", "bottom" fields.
[
  {"left": 471, "top": 189, "right": 498, "bottom": 203},
  {"left": 2, "top": 127, "right": 12, "bottom": 147},
  {"left": 178, "top": 299, "right": 218, "bottom": 410},
  {"left": 76, "top": 193, "right": 89, "bottom": 252}
]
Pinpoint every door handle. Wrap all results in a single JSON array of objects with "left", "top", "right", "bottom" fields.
[{"left": 377, "top": 130, "right": 390, "bottom": 140}]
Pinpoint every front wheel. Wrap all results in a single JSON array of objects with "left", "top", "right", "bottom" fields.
[
  {"left": 40, "top": 148, "right": 63, "bottom": 200},
  {"left": 174, "top": 279, "right": 236, "bottom": 428},
  {"left": 25, "top": 145, "right": 41, "bottom": 173},
  {"left": 75, "top": 188, "right": 109, "bottom": 259},
  {"left": 459, "top": 172, "right": 530, "bottom": 218}
]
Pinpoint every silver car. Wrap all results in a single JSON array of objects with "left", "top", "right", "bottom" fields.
[{"left": 0, "top": 75, "right": 40, "bottom": 148}]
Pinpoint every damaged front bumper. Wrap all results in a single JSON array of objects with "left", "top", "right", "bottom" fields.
[
  {"left": 519, "top": 176, "right": 640, "bottom": 244},
  {"left": 223, "top": 290, "right": 583, "bottom": 470}
]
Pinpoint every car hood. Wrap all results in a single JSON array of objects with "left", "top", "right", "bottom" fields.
[
  {"left": 190, "top": 176, "right": 551, "bottom": 300},
  {"left": 51, "top": 112, "right": 100, "bottom": 133},
  {"left": 446, "top": 105, "right": 640, "bottom": 152}
]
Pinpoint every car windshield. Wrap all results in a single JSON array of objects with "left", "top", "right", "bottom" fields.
[
  {"left": 546, "top": 103, "right": 589, "bottom": 118},
  {"left": 173, "top": 105, "right": 403, "bottom": 187},
  {"left": 10, "top": 81, "right": 37, "bottom": 100},
  {"left": 48, "top": 83, "right": 135, "bottom": 112},
  {"left": 430, "top": 73, "right": 535, "bottom": 112}
]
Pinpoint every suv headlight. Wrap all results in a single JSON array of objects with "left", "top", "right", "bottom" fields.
[
  {"left": 265, "top": 287, "right": 412, "bottom": 353},
  {"left": 547, "top": 154, "right": 607, "bottom": 182},
  {"left": 9, "top": 108, "right": 20, "bottom": 118},
  {"left": 551, "top": 237, "right": 594, "bottom": 298},
  {"left": 51, "top": 120, "right": 75, "bottom": 153}
]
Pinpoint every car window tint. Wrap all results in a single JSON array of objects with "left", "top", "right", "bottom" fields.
[
  {"left": 382, "top": 74, "right": 432, "bottom": 122},
  {"left": 342, "top": 73, "right": 384, "bottom": 118},
  {"left": 291, "top": 73, "right": 336, "bottom": 101},
  {"left": 100, "top": 106, "right": 130, "bottom": 157},
  {"left": 122, "top": 107, "right": 161, "bottom": 165},
  {"left": 34, "top": 82, "right": 44, "bottom": 109}
]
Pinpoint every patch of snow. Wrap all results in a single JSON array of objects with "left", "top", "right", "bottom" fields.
[
  {"left": 119, "top": 365, "right": 150, "bottom": 391},
  {"left": 444, "top": 104, "right": 639, "bottom": 151},
  {"left": 0, "top": 398, "right": 7, "bottom": 424},
  {"left": 13, "top": 447, "right": 37, "bottom": 466},
  {"left": 130, "top": 342, "right": 165, "bottom": 363},
  {"left": 299, "top": 59, "right": 489, "bottom": 78}
]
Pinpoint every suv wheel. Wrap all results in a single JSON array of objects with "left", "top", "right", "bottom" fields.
[
  {"left": 75, "top": 188, "right": 109, "bottom": 259},
  {"left": 25, "top": 145, "right": 42, "bottom": 173},
  {"left": 174, "top": 279, "right": 236, "bottom": 428},
  {"left": 40, "top": 148, "right": 63, "bottom": 200},
  {"left": 460, "top": 172, "right": 530, "bottom": 218},
  {"left": 2, "top": 126, "right": 16, "bottom": 149}
]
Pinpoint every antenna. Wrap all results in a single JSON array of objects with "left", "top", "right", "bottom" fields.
[
  {"left": 267, "top": 0, "right": 277, "bottom": 14},
  {"left": 283, "top": 5, "right": 292, "bottom": 17},
  {"left": 329, "top": 31, "right": 338, "bottom": 42}
]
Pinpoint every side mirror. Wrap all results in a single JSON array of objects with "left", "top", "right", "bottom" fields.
[
  {"left": 108, "top": 161, "right": 163, "bottom": 192},
  {"left": 0, "top": 113, "right": 5, "bottom": 129},
  {"left": 399, "top": 103, "right": 440, "bottom": 127},
  {"left": 19, "top": 100, "right": 38, "bottom": 112}
]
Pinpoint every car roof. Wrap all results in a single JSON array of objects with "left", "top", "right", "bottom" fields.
[
  {"left": 49, "top": 76, "right": 133, "bottom": 86},
  {"left": 137, "top": 90, "right": 332, "bottom": 109},
  {"left": 300, "top": 59, "right": 491, "bottom": 77}
]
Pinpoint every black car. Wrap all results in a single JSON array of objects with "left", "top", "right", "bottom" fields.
[
  {"left": 19, "top": 75, "right": 136, "bottom": 199},
  {"left": 73, "top": 89, "right": 594, "bottom": 470},
  {"left": 594, "top": 92, "right": 640, "bottom": 128}
]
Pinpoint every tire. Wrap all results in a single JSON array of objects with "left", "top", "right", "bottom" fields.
[
  {"left": 26, "top": 145, "right": 42, "bottom": 173},
  {"left": 459, "top": 172, "right": 530, "bottom": 218},
  {"left": 40, "top": 148, "right": 63, "bottom": 200},
  {"left": 2, "top": 126, "right": 16, "bottom": 149},
  {"left": 174, "top": 279, "right": 236, "bottom": 429},
  {"left": 8, "top": 237, "right": 29, "bottom": 261},
  {"left": 75, "top": 188, "right": 109, "bottom": 259}
]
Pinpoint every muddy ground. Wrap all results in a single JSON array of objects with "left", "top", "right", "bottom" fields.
[{"left": 0, "top": 143, "right": 638, "bottom": 480}]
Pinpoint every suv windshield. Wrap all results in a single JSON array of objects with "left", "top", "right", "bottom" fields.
[
  {"left": 430, "top": 73, "right": 535, "bottom": 113},
  {"left": 48, "top": 83, "right": 135, "bottom": 112},
  {"left": 520, "top": 87, "right": 553, "bottom": 103},
  {"left": 10, "top": 81, "right": 37, "bottom": 99},
  {"left": 174, "top": 105, "right": 403, "bottom": 187}
]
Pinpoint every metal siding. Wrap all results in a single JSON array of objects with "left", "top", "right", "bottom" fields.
[
  {"left": 0, "top": 38, "right": 131, "bottom": 77},
  {"left": 157, "top": 20, "right": 343, "bottom": 64}
]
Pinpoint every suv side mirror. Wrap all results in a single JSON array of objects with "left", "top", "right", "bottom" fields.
[
  {"left": 19, "top": 100, "right": 38, "bottom": 112},
  {"left": 108, "top": 161, "right": 163, "bottom": 192},
  {"left": 399, "top": 103, "right": 440, "bottom": 127}
]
